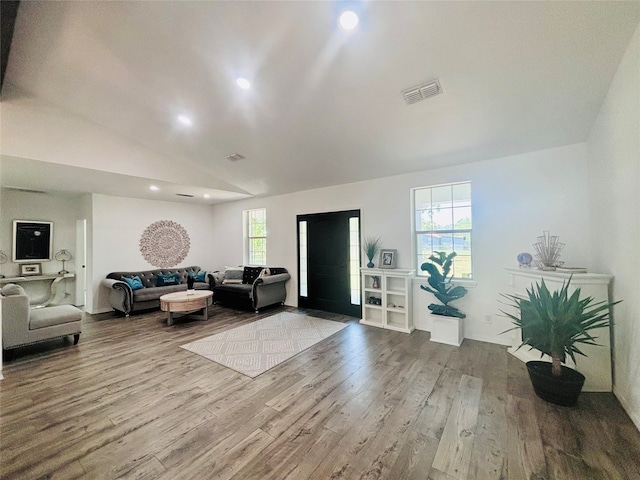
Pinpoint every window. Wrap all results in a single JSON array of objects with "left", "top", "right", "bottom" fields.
[
  {"left": 298, "top": 220, "right": 308, "bottom": 297},
  {"left": 244, "top": 208, "right": 266, "bottom": 265},
  {"left": 349, "top": 216, "right": 361, "bottom": 305},
  {"left": 413, "top": 182, "right": 472, "bottom": 278}
]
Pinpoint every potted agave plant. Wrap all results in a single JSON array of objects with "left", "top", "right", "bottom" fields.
[
  {"left": 501, "top": 277, "right": 619, "bottom": 406},
  {"left": 421, "top": 251, "right": 468, "bottom": 346}
]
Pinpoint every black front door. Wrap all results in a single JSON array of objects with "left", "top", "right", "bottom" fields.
[{"left": 297, "top": 210, "right": 361, "bottom": 317}]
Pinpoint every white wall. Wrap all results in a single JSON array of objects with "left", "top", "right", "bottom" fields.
[
  {"left": 90, "top": 194, "right": 216, "bottom": 314},
  {"left": 210, "top": 142, "right": 592, "bottom": 345},
  {"left": 0, "top": 189, "right": 83, "bottom": 304},
  {"left": 587, "top": 23, "right": 640, "bottom": 430}
]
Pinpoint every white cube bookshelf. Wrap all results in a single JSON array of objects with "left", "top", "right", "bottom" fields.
[{"left": 361, "top": 268, "right": 415, "bottom": 333}]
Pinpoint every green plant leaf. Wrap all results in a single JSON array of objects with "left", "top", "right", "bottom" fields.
[
  {"left": 499, "top": 276, "right": 620, "bottom": 378},
  {"left": 421, "top": 251, "right": 467, "bottom": 318}
]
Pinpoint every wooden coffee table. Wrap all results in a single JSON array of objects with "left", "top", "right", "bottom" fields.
[{"left": 160, "top": 290, "right": 213, "bottom": 326}]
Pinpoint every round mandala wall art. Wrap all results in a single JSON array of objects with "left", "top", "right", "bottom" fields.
[{"left": 139, "top": 220, "right": 191, "bottom": 268}]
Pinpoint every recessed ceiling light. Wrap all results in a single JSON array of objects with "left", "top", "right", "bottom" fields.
[
  {"left": 204, "top": 194, "right": 210, "bottom": 199},
  {"left": 177, "top": 115, "right": 193, "bottom": 126},
  {"left": 150, "top": 185, "right": 159, "bottom": 191},
  {"left": 339, "top": 10, "right": 359, "bottom": 31},
  {"left": 236, "top": 78, "right": 251, "bottom": 90}
]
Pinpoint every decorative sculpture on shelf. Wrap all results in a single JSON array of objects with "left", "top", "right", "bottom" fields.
[
  {"left": 517, "top": 252, "right": 533, "bottom": 268},
  {"left": 532, "top": 231, "right": 564, "bottom": 271}
]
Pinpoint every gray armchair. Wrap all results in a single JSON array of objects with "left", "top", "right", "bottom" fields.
[{"left": 1, "top": 284, "right": 82, "bottom": 357}]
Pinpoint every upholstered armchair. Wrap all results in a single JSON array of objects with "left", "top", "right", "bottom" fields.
[{"left": 1, "top": 284, "right": 82, "bottom": 357}]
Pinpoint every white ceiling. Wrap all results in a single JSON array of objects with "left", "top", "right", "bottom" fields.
[{"left": 1, "top": 1, "right": 640, "bottom": 204}]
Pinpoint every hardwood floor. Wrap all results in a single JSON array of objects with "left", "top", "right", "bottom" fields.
[{"left": 1, "top": 305, "right": 639, "bottom": 479}]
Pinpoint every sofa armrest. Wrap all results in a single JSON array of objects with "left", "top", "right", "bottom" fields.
[
  {"left": 1, "top": 294, "right": 30, "bottom": 349},
  {"left": 253, "top": 272, "right": 291, "bottom": 286},
  {"left": 252, "top": 273, "right": 291, "bottom": 311},
  {"left": 208, "top": 271, "right": 224, "bottom": 289},
  {"left": 101, "top": 278, "right": 133, "bottom": 315}
]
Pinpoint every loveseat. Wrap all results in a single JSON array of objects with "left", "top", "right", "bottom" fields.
[
  {"left": 208, "top": 266, "right": 290, "bottom": 313},
  {"left": 101, "top": 266, "right": 210, "bottom": 316}
]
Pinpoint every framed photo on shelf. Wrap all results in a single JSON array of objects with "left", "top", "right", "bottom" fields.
[
  {"left": 19, "top": 263, "right": 42, "bottom": 276},
  {"left": 379, "top": 249, "right": 397, "bottom": 269}
]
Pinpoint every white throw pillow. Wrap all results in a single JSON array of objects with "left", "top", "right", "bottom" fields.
[{"left": 259, "top": 267, "right": 271, "bottom": 278}]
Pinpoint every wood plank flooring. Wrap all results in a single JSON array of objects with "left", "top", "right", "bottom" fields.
[{"left": 1, "top": 305, "right": 640, "bottom": 479}]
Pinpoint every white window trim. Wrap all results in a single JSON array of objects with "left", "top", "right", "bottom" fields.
[
  {"left": 411, "top": 181, "right": 473, "bottom": 279},
  {"left": 243, "top": 208, "right": 267, "bottom": 266}
]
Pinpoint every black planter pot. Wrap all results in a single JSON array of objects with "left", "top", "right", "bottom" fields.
[{"left": 526, "top": 360, "right": 586, "bottom": 407}]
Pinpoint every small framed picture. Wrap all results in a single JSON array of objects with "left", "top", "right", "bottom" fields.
[
  {"left": 19, "top": 263, "right": 42, "bottom": 276},
  {"left": 379, "top": 249, "right": 397, "bottom": 269}
]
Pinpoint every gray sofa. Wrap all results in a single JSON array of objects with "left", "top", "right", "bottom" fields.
[
  {"left": 101, "top": 266, "right": 210, "bottom": 316},
  {"left": 208, "top": 266, "right": 290, "bottom": 313}
]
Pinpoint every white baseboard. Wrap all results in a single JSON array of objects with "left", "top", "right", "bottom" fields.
[{"left": 613, "top": 386, "right": 640, "bottom": 432}]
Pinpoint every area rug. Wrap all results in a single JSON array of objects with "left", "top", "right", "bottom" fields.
[{"left": 180, "top": 311, "right": 348, "bottom": 378}]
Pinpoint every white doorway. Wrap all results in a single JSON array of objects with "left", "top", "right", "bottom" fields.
[{"left": 75, "top": 219, "right": 87, "bottom": 307}]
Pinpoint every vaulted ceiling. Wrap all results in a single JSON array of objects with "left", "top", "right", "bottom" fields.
[{"left": 2, "top": 1, "right": 639, "bottom": 204}]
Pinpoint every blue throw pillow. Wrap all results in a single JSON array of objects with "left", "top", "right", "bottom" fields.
[
  {"left": 156, "top": 273, "right": 179, "bottom": 287},
  {"left": 192, "top": 271, "right": 206, "bottom": 282},
  {"left": 122, "top": 276, "right": 144, "bottom": 290}
]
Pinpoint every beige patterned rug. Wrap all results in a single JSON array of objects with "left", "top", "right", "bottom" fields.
[{"left": 180, "top": 311, "right": 349, "bottom": 378}]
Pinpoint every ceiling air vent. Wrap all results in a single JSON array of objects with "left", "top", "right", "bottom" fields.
[
  {"left": 176, "top": 193, "right": 194, "bottom": 198},
  {"left": 5, "top": 186, "right": 48, "bottom": 195},
  {"left": 402, "top": 79, "right": 442, "bottom": 105},
  {"left": 226, "top": 153, "right": 245, "bottom": 162}
]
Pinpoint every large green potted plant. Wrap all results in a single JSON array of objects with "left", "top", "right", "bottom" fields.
[
  {"left": 501, "top": 277, "right": 619, "bottom": 406},
  {"left": 420, "top": 251, "right": 468, "bottom": 346}
]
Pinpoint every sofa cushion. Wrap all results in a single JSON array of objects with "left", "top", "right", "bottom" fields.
[
  {"left": 1, "top": 283, "right": 26, "bottom": 296},
  {"left": 122, "top": 275, "right": 144, "bottom": 290},
  {"left": 215, "top": 283, "right": 252, "bottom": 295},
  {"left": 30, "top": 305, "right": 83, "bottom": 330},
  {"left": 156, "top": 273, "right": 179, "bottom": 287},
  {"left": 222, "top": 267, "right": 244, "bottom": 285},
  {"left": 133, "top": 285, "right": 180, "bottom": 302},
  {"left": 242, "top": 266, "right": 264, "bottom": 284}
]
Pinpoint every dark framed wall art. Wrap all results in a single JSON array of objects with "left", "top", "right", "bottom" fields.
[{"left": 13, "top": 220, "right": 53, "bottom": 262}]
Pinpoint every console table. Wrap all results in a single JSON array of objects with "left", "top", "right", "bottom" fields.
[
  {"left": 0, "top": 273, "right": 75, "bottom": 307},
  {"left": 504, "top": 267, "right": 613, "bottom": 392}
]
